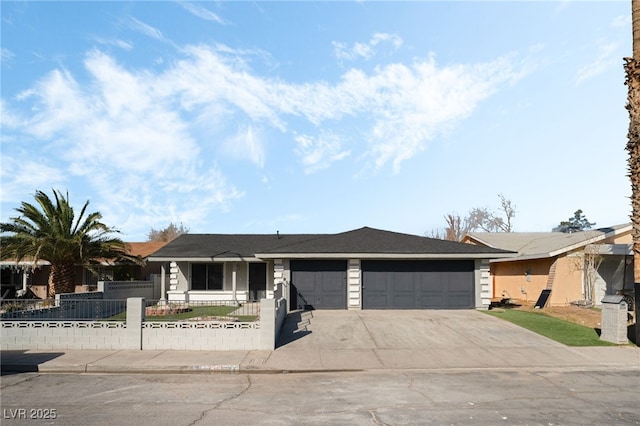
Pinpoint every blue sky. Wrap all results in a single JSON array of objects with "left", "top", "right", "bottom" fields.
[{"left": 0, "top": 1, "right": 632, "bottom": 241}]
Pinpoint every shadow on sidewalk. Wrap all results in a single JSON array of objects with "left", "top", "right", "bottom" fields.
[
  {"left": 629, "top": 323, "right": 638, "bottom": 346},
  {"left": 276, "top": 310, "right": 313, "bottom": 349},
  {"left": 1, "top": 350, "right": 65, "bottom": 375}
]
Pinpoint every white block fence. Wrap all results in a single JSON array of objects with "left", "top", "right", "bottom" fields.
[{"left": 1, "top": 297, "right": 287, "bottom": 351}]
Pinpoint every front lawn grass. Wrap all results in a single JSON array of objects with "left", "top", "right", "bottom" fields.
[
  {"left": 149, "top": 305, "right": 238, "bottom": 321},
  {"left": 106, "top": 305, "right": 244, "bottom": 321},
  {"left": 484, "top": 309, "right": 619, "bottom": 346}
]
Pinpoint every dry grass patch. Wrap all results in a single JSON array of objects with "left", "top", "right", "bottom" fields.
[{"left": 512, "top": 300, "right": 603, "bottom": 329}]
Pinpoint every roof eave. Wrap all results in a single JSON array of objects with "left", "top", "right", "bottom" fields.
[
  {"left": 546, "top": 226, "right": 631, "bottom": 258},
  {"left": 147, "top": 257, "right": 211, "bottom": 262},
  {"left": 462, "top": 234, "right": 499, "bottom": 249},
  {"left": 255, "top": 252, "right": 514, "bottom": 259},
  {"left": 490, "top": 253, "right": 552, "bottom": 263},
  {"left": 146, "top": 256, "right": 259, "bottom": 262}
]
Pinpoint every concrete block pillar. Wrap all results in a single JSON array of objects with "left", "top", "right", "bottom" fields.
[
  {"left": 125, "top": 298, "right": 145, "bottom": 350},
  {"left": 601, "top": 295, "right": 628, "bottom": 344},
  {"left": 259, "top": 298, "right": 276, "bottom": 350},
  {"left": 169, "top": 262, "right": 179, "bottom": 291}
]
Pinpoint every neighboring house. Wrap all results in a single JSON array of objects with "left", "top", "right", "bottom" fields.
[
  {"left": 146, "top": 227, "right": 513, "bottom": 310},
  {"left": 462, "top": 224, "right": 632, "bottom": 307},
  {"left": 0, "top": 242, "right": 167, "bottom": 298}
]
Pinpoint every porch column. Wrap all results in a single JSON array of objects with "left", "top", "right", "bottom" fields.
[
  {"left": 232, "top": 262, "right": 237, "bottom": 302},
  {"left": 22, "top": 269, "right": 28, "bottom": 293},
  {"left": 160, "top": 264, "right": 166, "bottom": 304}
]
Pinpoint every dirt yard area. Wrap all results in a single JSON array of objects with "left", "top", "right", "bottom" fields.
[{"left": 509, "top": 300, "right": 604, "bottom": 329}]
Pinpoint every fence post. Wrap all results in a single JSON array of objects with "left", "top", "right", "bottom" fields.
[
  {"left": 259, "top": 298, "right": 276, "bottom": 350},
  {"left": 125, "top": 298, "right": 145, "bottom": 350}
]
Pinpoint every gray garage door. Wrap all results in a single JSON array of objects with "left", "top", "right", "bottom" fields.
[
  {"left": 290, "top": 260, "right": 347, "bottom": 310},
  {"left": 362, "top": 260, "right": 475, "bottom": 309}
]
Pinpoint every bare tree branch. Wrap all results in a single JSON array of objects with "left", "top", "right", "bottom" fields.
[
  {"left": 428, "top": 194, "right": 516, "bottom": 240},
  {"left": 147, "top": 222, "right": 189, "bottom": 242}
]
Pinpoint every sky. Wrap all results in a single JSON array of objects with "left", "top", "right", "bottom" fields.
[{"left": 0, "top": 1, "right": 633, "bottom": 241}]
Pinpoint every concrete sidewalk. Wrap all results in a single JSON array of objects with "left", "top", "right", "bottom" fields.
[
  {"left": 2, "top": 310, "right": 639, "bottom": 374},
  {"left": 1, "top": 345, "right": 638, "bottom": 374}
]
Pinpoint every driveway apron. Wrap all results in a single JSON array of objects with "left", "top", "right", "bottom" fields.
[{"left": 267, "top": 310, "right": 627, "bottom": 371}]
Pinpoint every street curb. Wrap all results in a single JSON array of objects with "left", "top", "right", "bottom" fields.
[
  {"left": 1, "top": 364, "right": 366, "bottom": 375},
  {"left": 1, "top": 364, "right": 244, "bottom": 374},
  {"left": 87, "top": 363, "right": 241, "bottom": 373}
]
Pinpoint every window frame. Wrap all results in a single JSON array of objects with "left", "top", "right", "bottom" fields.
[{"left": 191, "top": 263, "right": 224, "bottom": 291}]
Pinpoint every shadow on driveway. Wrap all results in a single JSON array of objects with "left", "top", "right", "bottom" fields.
[{"left": 276, "top": 310, "right": 313, "bottom": 348}]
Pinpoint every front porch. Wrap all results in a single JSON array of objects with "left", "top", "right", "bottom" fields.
[{"left": 162, "top": 260, "right": 276, "bottom": 303}]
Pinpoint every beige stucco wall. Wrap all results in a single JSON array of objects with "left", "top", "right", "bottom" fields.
[
  {"left": 492, "top": 258, "right": 554, "bottom": 303},
  {"left": 550, "top": 254, "right": 584, "bottom": 306},
  {"left": 491, "top": 254, "right": 584, "bottom": 306},
  {"left": 606, "top": 233, "right": 631, "bottom": 244}
]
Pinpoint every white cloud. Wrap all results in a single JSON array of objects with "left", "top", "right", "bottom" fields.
[
  {"left": 340, "top": 55, "right": 520, "bottom": 172},
  {"left": 128, "top": 16, "right": 166, "bottom": 42},
  {"left": 2, "top": 42, "right": 522, "bottom": 235},
  {"left": 222, "top": 126, "right": 266, "bottom": 168},
  {"left": 2, "top": 49, "right": 243, "bottom": 238},
  {"left": 575, "top": 40, "right": 619, "bottom": 86},
  {"left": 371, "top": 33, "right": 403, "bottom": 49},
  {"left": 9, "top": 45, "right": 520, "bottom": 175},
  {"left": 1, "top": 48, "right": 15, "bottom": 64},
  {"left": 180, "top": 2, "right": 228, "bottom": 25},
  {"left": 92, "top": 37, "right": 133, "bottom": 51},
  {"left": 18, "top": 68, "right": 92, "bottom": 138},
  {"left": 0, "top": 98, "right": 20, "bottom": 129},
  {"left": 333, "top": 33, "right": 403, "bottom": 62},
  {"left": 0, "top": 158, "right": 67, "bottom": 204},
  {"left": 165, "top": 44, "right": 518, "bottom": 174},
  {"left": 294, "top": 132, "right": 350, "bottom": 174},
  {"left": 611, "top": 14, "right": 631, "bottom": 28}
]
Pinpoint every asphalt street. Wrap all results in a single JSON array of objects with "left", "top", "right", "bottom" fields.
[
  {"left": 2, "top": 311, "right": 639, "bottom": 425},
  {"left": 1, "top": 368, "right": 639, "bottom": 425}
]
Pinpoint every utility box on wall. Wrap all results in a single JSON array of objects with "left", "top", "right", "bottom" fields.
[{"left": 600, "top": 295, "right": 628, "bottom": 344}]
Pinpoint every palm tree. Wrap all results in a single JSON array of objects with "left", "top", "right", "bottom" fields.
[
  {"left": 0, "top": 190, "right": 142, "bottom": 297},
  {"left": 625, "top": 0, "right": 640, "bottom": 342}
]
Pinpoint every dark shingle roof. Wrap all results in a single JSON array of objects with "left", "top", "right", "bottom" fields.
[
  {"left": 148, "top": 227, "right": 513, "bottom": 260},
  {"left": 147, "top": 233, "right": 318, "bottom": 259},
  {"left": 258, "top": 227, "right": 512, "bottom": 255}
]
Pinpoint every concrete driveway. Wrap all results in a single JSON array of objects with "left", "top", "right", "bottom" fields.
[
  {"left": 277, "top": 310, "right": 564, "bottom": 350},
  {"left": 2, "top": 310, "right": 637, "bottom": 374},
  {"left": 264, "top": 310, "right": 639, "bottom": 371}
]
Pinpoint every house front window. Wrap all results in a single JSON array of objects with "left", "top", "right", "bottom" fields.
[{"left": 191, "top": 263, "right": 224, "bottom": 290}]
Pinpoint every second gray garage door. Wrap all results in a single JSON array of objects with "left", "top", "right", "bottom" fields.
[
  {"left": 290, "top": 260, "right": 347, "bottom": 310},
  {"left": 362, "top": 260, "right": 475, "bottom": 309}
]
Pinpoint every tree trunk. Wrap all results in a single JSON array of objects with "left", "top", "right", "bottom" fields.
[
  {"left": 626, "top": 56, "right": 640, "bottom": 281},
  {"left": 626, "top": 0, "right": 640, "bottom": 346},
  {"left": 48, "top": 262, "right": 77, "bottom": 297}
]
